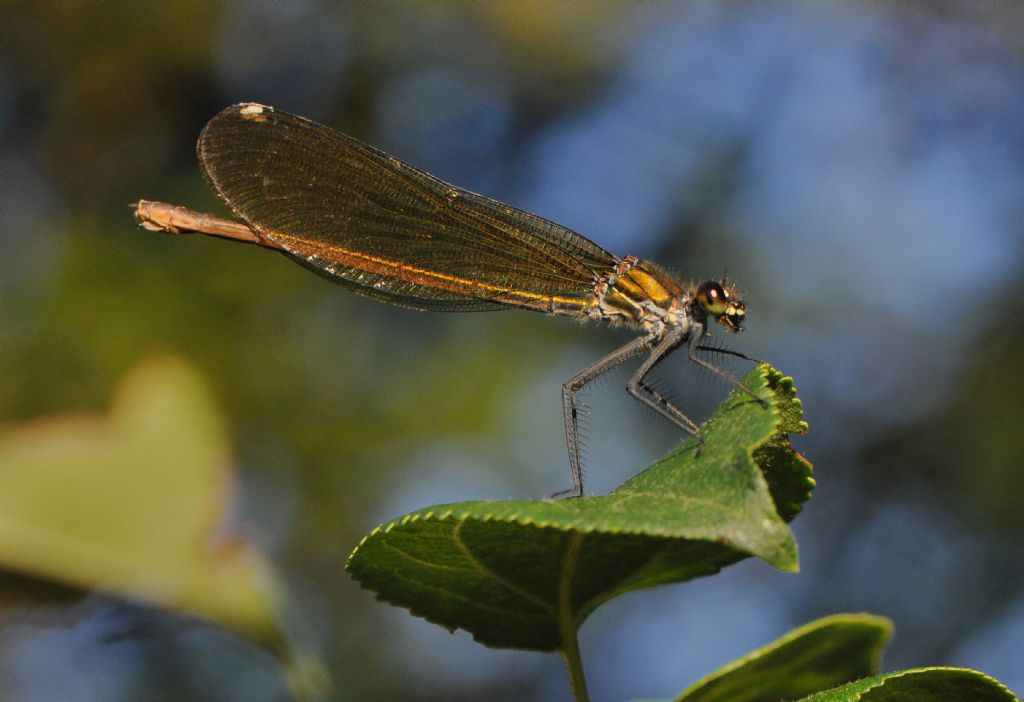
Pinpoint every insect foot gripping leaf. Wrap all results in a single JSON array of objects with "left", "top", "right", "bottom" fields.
[
  {"left": 0, "top": 357, "right": 329, "bottom": 701},
  {"left": 346, "top": 363, "right": 813, "bottom": 654}
]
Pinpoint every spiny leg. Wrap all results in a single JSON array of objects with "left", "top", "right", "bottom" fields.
[
  {"left": 688, "top": 331, "right": 768, "bottom": 408},
  {"left": 634, "top": 378, "right": 700, "bottom": 434},
  {"left": 695, "top": 343, "right": 763, "bottom": 364},
  {"left": 558, "top": 335, "right": 652, "bottom": 498},
  {"left": 627, "top": 324, "right": 769, "bottom": 453},
  {"left": 626, "top": 327, "right": 703, "bottom": 440}
]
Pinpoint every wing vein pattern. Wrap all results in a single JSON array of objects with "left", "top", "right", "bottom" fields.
[{"left": 197, "top": 105, "right": 619, "bottom": 312}]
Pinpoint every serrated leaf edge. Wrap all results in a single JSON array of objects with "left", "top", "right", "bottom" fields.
[
  {"left": 347, "top": 364, "right": 810, "bottom": 566},
  {"left": 799, "top": 666, "right": 1021, "bottom": 701},
  {"left": 676, "top": 613, "right": 893, "bottom": 701}
]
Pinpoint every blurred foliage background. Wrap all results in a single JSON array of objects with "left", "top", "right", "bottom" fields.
[{"left": 1, "top": 2, "right": 1023, "bottom": 700}]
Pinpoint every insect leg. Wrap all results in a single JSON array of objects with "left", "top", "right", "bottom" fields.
[
  {"left": 695, "top": 343, "right": 763, "bottom": 364},
  {"left": 688, "top": 331, "right": 768, "bottom": 407},
  {"left": 626, "top": 327, "right": 702, "bottom": 437},
  {"left": 558, "top": 335, "right": 652, "bottom": 497}
]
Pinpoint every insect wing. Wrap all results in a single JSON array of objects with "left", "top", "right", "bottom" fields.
[{"left": 197, "top": 104, "right": 617, "bottom": 311}]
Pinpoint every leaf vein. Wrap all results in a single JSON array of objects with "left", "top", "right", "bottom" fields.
[{"left": 452, "top": 517, "right": 555, "bottom": 614}]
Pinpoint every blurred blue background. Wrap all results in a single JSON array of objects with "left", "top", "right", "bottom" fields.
[{"left": 1, "top": 2, "right": 1022, "bottom": 700}]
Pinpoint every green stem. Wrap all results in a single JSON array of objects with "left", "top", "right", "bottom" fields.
[
  {"left": 558, "top": 531, "right": 589, "bottom": 702},
  {"left": 560, "top": 630, "right": 590, "bottom": 702}
]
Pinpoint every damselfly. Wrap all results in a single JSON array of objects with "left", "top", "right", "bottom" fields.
[{"left": 134, "top": 103, "right": 766, "bottom": 497}]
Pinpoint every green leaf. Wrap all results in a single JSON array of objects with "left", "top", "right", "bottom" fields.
[
  {"left": 0, "top": 357, "right": 329, "bottom": 699},
  {"left": 796, "top": 667, "right": 1020, "bottom": 702},
  {"left": 676, "top": 613, "right": 893, "bottom": 702},
  {"left": 347, "top": 364, "right": 812, "bottom": 651}
]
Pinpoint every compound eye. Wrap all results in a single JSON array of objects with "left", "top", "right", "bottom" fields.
[{"left": 696, "top": 281, "right": 729, "bottom": 315}]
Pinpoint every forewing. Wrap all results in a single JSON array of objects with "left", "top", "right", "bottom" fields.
[{"left": 197, "top": 103, "right": 617, "bottom": 311}]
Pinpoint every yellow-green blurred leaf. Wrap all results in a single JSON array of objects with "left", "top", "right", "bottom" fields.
[{"left": 0, "top": 356, "right": 329, "bottom": 698}]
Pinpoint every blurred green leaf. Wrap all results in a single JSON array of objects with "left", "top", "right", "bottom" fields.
[
  {"left": 347, "top": 364, "right": 812, "bottom": 650},
  {"left": 0, "top": 357, "right": 329, "bottom": 699},
  {"left": 796, "top": 667, "right": 1019, "bottom": 702},
  {"left": 676, "top": 613, "right": 893, "bottom": 702}
]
